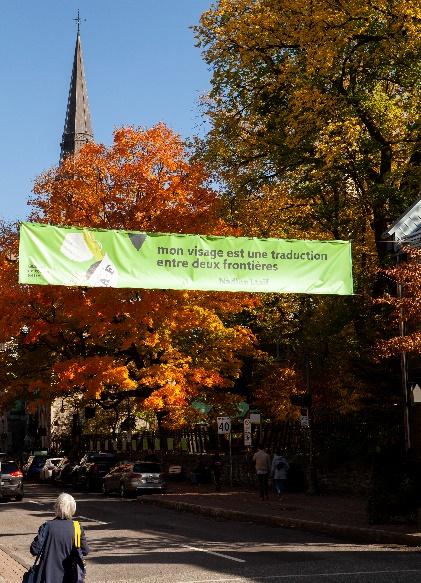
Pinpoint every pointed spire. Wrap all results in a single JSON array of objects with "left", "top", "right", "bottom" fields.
[{"left": 60, "top": 18, "right": 93, "bottom": 162}]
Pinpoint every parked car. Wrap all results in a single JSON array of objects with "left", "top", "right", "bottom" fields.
[
  {"left": 72, "top": 453, "right": 117, "bottom": 491},
  {"left": 39, "top": 457, "right": 64, "bottom": 482},
  {"left": 166, "top": 464, "right": 185, "bottom": 481},
  {"left": 102, "top": 461, "right": 166, "bottom": 497},
  {"left": 22, "top": 454, "right": 48, "bottom": 480},
  {"left": 0, "top": 460, "right": 24, "bottom": 501},
  {"left": 52, "top": 457, "right": 75, "bottom": 485}
]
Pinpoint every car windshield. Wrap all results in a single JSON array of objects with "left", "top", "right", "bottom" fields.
[
  {"left": 0, "top": 462, "right": 19, "bottom": 474},
  {"left": 133, "top": 463, "right": 161, "bottom": 473}
]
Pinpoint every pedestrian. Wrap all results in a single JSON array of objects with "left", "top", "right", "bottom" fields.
[
  {"left": 191, "top": 459, "right": 206, "bottom": 485},
  {"left": 271, "top": 449, "right": 289, "bottom": 498},
  {"left": 252, "top": 445, "right": 271, "bottom": 500},
  {"left": 211, "top": 452, "right": 223, "bottom": 491},
  {"left": 28, "top": 492, "right": 89, "bottom": 582}
]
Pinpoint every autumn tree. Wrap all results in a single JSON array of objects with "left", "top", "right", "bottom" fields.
[
  {"left": 195, "top": 0, "right": 421, "bottom": 266},
  {"left": 0, "top": 124, "right": 262, "bottom": 428},
  {"left": 374, "top": 247, "right": 421, "bottom": 443},
  {"left": 191, "top": 0, "right": 421, "bottom": 415},
  {"left": 376, "top": 247, "right": 421, "bottom": 359}
]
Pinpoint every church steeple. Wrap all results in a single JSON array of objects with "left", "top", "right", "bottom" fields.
[{"left": 60, "top": 17, "right": 93, "bottom": 162}]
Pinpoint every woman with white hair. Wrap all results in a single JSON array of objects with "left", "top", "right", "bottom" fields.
[{"left": 29, "top": 492, "right": 89, "bottom": 582}]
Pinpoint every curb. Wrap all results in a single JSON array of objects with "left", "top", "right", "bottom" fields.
[{"left": 141, "top": 497, "right": 421, "bottom": 548}]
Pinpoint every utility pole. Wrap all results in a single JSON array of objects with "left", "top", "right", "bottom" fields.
[
  {"left": 305, "top": 355, "right": 317, "bottom": 494},
  {"left": 397, "top": 252, "right": 411, "bottom": 452}
]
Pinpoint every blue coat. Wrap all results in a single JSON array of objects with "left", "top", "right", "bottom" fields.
[{"left": 30, "top": 518, "right": 89, "bottom": 583}]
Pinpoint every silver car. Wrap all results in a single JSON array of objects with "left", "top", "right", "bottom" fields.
[
  {"left": 102, "top": 461, "right": 166, "bottom": 497},
  {"left": 0, "top": 460, "right": 24, "bottom": 501},
  {"left": 39, "top": 457, "right": 64, "bottom": 482}
]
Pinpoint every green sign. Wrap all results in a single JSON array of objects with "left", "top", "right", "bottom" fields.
[{"left": 19, "top": 222, "right": 353, "bottom": 295}]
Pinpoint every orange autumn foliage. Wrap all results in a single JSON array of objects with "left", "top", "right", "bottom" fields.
[
  {"left": 376, "top": 248, "right": 421, "bottom": 359},
  {"left": 0, "top": 125, "right": 259, "bottom": 427}
]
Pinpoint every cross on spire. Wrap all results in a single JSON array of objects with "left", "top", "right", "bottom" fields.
[{"left": 73, "top": 9, "right": 86, "bottom": 34}]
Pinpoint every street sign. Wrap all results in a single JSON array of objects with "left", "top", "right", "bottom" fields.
[
  {"left": 217, "top": 416, "right": 231, "bottom": 434},
  {"left": 412, "top": 384, "right": 421, "bottom": 404},
  {"left": 244, "top": 418, "right": 252, "bottom": 445},
  {"left": 250, "top": 413, "right": 261, "bottom": 424}
]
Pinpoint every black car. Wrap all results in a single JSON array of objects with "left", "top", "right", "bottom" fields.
[
  {"left": 71, "top": 453, "right": 117, "bottom": 491},
  {"left": 0, "top": 460, "right": 24, "bottom": 501},
  {"left": 22, "top": 454, "right": 48, "bottom": 480}
]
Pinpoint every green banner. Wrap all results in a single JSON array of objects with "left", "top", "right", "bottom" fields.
[{"left": 19, "top": 222, "right": 353, "bottom": 295}]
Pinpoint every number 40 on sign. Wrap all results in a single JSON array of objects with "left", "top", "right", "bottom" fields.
[{"left": 217, "top": 417, "right": 231, "bottom": 434}]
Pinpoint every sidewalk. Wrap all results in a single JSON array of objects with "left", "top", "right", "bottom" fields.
[
  {"left": 142, "top": 481, "right": 421, "bottom": 547},
  {"left": 0, "top": 547, "right": 27, "bottom": 583}
]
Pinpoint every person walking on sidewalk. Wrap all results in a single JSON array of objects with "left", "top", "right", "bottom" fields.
[
  {"left": 253, "top": 445, "right": 271, "bottom": 500},
  {"left": 28, "top": 492, "right": 89, "bottom": 582},
  {"left": 271, "top": 449, "right": 289, "bottom": 498},
  {"left": 210, "top": 452, "right": 223, "bottom": 491}
]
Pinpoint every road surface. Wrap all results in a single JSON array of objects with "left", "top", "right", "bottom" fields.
[{"left": 1, "top": 483, "right": 421, "bottom": 582}]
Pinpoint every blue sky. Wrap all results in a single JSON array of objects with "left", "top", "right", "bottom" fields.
[{"left": 0, "top": 1, "right": 212, "bottom": 222}]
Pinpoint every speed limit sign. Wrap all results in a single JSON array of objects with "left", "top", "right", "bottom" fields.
[{"left": 217, "top": 416, "right": 231, "bottom": 434}]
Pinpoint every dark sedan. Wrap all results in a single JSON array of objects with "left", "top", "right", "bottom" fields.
[
  {"left": 0, "top": 460, "right": 24, "bottom": 501},
  {"left": 22, "top": 454, "right": 47, "bottom": 480},
  {"left": 72, "top": 452, "right": 117, "bottom": 491}
]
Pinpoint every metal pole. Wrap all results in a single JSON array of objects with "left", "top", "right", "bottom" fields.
[
  {"left": 229, "top": 431, "right": 233, "bottom": 487},
  {"left": 398, "top": 277, "right": 411, "bottom": 451},
  {"left": 306, "top": 356, "right": 317, "bottom": 494}
]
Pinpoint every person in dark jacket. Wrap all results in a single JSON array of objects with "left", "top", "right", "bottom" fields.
[
  {"left": 210, "top": 452, "right": 223, "bottom": 491},
  {"left": 30, "top": 492, "right": 89, "bottom": 583}
]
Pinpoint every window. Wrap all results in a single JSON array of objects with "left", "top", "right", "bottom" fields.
[{"left": 0, "top": 462, "right": 19, "bottom": 474}]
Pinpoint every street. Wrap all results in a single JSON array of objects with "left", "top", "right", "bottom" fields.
[{"left": 1, "top": 483, "right": 421, "bottom": 582}]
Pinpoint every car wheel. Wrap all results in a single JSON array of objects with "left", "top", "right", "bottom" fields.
[
  {"left": 15, "top": 494, "right": 23, "bottom": 501},
  {"left": 120, "top": 483, "right": 126, "bottom": 498}
]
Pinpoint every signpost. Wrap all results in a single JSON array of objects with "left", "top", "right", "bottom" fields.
[
  {"left": 244, "top": 418, "right": 252, "bottom": 446},
  {"left": 217, "top": 417, "right": 231, "bottom": 434},
  {"left": 249, "top": 412, "right": 261, "bottom": 442},
  {"left": 299, "top": 410, "right": 310, "bottom": 427},
  {"left": 217, "top": 417, "right": 232, "bottom": 485}
]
